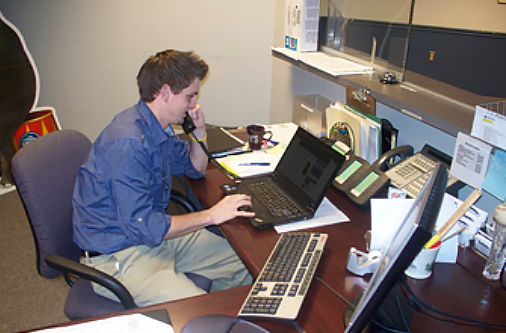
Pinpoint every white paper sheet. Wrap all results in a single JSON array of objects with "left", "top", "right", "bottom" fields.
[
  {"left": 272, "top": 48, "right": 372, "bottom": 76},
  {"left": 216, "top": 123, "right": 298, "bottom": 178},
  {"left": 370, "top": 195, "right": 463, "bottom": 264},
  {"left": 217, "top": 151, "right": 281, "bottom": 178},
  {"left": 370, "top": 199, "right": 414, "bottom": 252},
  {"left": 450, "top": 132, "right": 492, "bottom": 189},
  {"left": 263, "top": 122, "right": 298, "bottom": 145},
  {"left": 34, "top": 314, "right": 173, "bottom": 333},
  {"left": 0, "top": 183, "right": 16, "bottom": 196},
  {"left": 471, "top": 105, "right": 506, "bottom": 151},
  {"left": 274, "top": 197, "right": 350, "bottom": 233},
  {"left": 434, "top": 194, "right": 462, "bottom": 263}
]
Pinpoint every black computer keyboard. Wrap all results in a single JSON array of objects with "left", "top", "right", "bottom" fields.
[
  {"left": 245, "top": 179, "right": 303, "bottom": 218},
  {"left": 238, "top": 232, "right": 327, "bottom": 320}
]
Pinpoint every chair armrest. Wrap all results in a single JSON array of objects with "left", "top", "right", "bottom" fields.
[
  {"left": 45, "top": 253, "right": 137, "bottom": 310},
  {"left": 170, "top": 189, "right": 198, "bottom": 213}
]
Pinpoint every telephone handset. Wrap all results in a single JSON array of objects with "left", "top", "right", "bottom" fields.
[
  {"left": 182, "top": 111, "right": 239, "bottom": 180},
  {"left": 333, "top": 145, "right": 414, "bottom": 205},
  {"left": 370, "top": 145, "right": 414, "bottom": 170},
  {"left": 182, "top": 112, "right": 197, "bottom": 134}
]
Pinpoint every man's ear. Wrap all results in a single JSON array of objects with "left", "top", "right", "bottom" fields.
[{"left": 162, "top": 84, "right": 172, "bottom": 101}]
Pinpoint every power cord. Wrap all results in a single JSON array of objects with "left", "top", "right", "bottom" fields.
[
  {"left": 182, "top": 112, "right": 239, "bottom": 180},
  {"left": 315, "top": 276, "right": 354, "bottom": 308},
  {"left": 190, "top": 131, "right": 239, "bottom": 180},
  {"left": 395, "top": 282, "right": 411, "bottom": 332},
  {"left": 370, "top": 320, "right": 412, "bottom": 333},
  {"left": 368, "top": 283, "right": 413, "bottom": 333}
]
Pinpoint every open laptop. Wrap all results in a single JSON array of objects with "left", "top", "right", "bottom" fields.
[{"left": 220, "top": 127, "right": 345, "bottom": 228}]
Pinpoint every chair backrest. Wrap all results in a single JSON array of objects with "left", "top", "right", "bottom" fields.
[{"left": 12, "top": 130, "right": 92, "bottom": 279}]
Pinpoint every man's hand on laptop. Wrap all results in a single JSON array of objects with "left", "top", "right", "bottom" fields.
[{"left": 208, "top": 194, "right": 255, "bottom": 225}]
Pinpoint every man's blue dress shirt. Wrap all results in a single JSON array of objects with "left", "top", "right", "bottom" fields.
[{"left": 73, "top": 100, "right": 204, "bottom": 254}]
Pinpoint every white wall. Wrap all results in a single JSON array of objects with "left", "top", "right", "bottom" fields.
[
  {"left": 413, "top": 0, "right": 506, "bottom": 33},
  {"left": 0, "top": 0, "right": 276, "bottom": 140}
]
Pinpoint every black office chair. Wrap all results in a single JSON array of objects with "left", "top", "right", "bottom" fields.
[{"left": 11, "top": 129, "right": 211, "bottom": 320}]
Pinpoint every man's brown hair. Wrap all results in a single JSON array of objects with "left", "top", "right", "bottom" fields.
[{"left": 137, "top": 50, "right": 209, "bottom": 102}]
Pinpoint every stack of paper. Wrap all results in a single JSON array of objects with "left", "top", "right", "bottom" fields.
[
  {"left": 35, "top": 314, "right": 173, "bottom": 333},
  {"left": 272, "top": 47, "right": 372, "bottom": 76},
  {"left": 216, "top": 150, "right": 282, "bottom": 178},
  {"left": 216, "top": 123, "right": 298, "bottom": 178}
]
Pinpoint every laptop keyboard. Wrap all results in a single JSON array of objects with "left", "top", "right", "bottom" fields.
[
  {"left": 238, "top": 232, "right": 327, "bottom": 320},
  {"left": 245, "top": 179, "right": 303, "bottom": 218}
]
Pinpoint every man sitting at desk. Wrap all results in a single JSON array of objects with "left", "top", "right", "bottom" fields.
[{"left": 73, "top": 49, "right": 254, "bottom": 306}]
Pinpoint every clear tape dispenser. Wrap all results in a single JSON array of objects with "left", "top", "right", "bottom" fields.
[{"left": 346, "top": 247, "right": 382, "bottom": 276}]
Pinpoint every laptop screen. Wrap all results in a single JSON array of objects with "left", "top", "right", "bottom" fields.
[{"left": 276, "top": 127, "right": 344, "bottom": 203}]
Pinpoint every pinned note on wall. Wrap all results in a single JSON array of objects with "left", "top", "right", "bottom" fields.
[
  {"left": 471, "top": 104, "right": 506, "bottom": 151},
  {"left": 450, "top": 132, "right": 492, "bottom": 189}
]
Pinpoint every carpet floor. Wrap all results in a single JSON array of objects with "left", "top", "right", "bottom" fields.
[{"left": 0, "top": 190, "right": 69, "bottom": 333}]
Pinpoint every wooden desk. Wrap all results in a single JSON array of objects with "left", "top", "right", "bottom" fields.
[
  {"left": 23, "top": 154, "right": 506, "bottom": 333},
  {"left": 22, "top": 286, "right": 297, "bottom": 333},
  {"left": 145, "top": 286, "right": 298, "bottom": 332},
  {"left": 189, "top": 163, "right": 506, "bottom": 332}
]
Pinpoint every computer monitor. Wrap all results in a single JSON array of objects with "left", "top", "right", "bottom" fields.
[{"left": 344, "top": 163, "right": 448, "bottom": 333}]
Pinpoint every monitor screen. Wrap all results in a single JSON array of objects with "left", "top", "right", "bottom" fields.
[{"left": 344, "top": 163, "right": 448, "bottom": 333}]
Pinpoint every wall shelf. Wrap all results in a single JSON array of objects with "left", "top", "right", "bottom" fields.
[{"left": 272, "top": 48, "right": 492, "bottom": 137}]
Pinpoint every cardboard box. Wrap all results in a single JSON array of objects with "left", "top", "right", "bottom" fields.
[{"left": 284, "top": 0, "right": 320, "bottom": 52}]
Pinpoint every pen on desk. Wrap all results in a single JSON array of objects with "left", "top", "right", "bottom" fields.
[
  {"left": 238, "top": 162, "right": 271, "bottom": 166},
  {"left": 212, "top": 146, "right": 251, "bottom": 158},
  {"left": 262, "top": 139, "right": 278, "bottom": 146}
]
